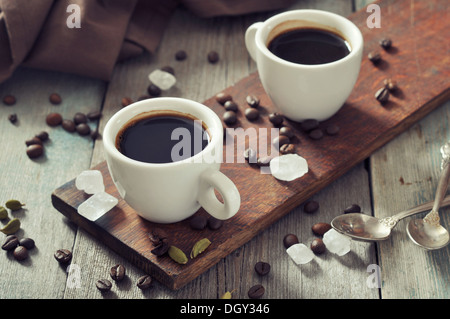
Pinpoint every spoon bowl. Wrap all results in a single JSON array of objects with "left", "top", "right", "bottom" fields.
[{"left": 407, "top": 219, "right": 450, "bottom": 250}]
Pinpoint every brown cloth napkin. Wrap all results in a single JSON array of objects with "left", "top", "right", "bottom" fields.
[{"left": 0, "top": 0, "right": 294, "bottom": 84}]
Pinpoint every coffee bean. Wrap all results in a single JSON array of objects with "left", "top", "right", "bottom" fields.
[
  {"left": 368, "top": 51, "right": 381, "bottom": 64},
  {"left": 151, "top": 238, "right": 169, "bottom": 256},
  {"left": 223, "top": 111, "right": 237, "bottom": 125},
  {"left": 268, "top": 112, "right": 283, "bottom": 126},
  {"left": 216, "top": 92, "right": 232, "bottom": 105},
  {"left": 90, "top": 129, "right": 100, "bottom": 140},
  {"left": 8, "top": 114, "right": 17, "bottom": 124},
  {"left": 279, "top": 126, "right": 294, "bottom": 138},
  {"left": 26, "top": 144, "right": 44, "bottom": 159},
  {"left": 110, "top": 264, "right": 126, "bottom": 281},
  {"left": 310, "top": 238, "right": 326, "bottom": 254},
  {"left": 73, "top": 112, "right": 88, "bottom": 125},
  {"left": 257, "top": 156, "right": 272, "bottom": 167},
  {"left": 25, "top": 136, "right": 43, "bottom": 146},
  {"left": 344, "top": 204, "right": 361, "bottom": 214},
  {"left": 76, "top": 123, "right": 91, "bottom": 136},
  {"left": 2, "top": 235, "right": 19, "bottom": 251},
  {"left": 189, "top": 215, "right": 207, "bottom": 230},
  {"left": 273, "top": 135, "right": 290, "bottom": 148},
  {"left": 300, "top": 119, "right": 319, "bottom": 132},
  {"left": 13, "top": 246, "right": 28, "bottom": 261},
  {"left": 304, "top": 200, "right": 319, "bottom": 213},
  {"left": 309, "top": 129, "right": 324, "bottom": 140},
  {"left": 283, "top": 234, "right": 299, "bottom": 248},
  {"left": 245, "top": 108, "right": 259, "bottom": 121},
  {"left": 383, "top": 78, "right": 398, "bottom": 91},
  {"left": 207, "top": 216, "right": 223, "bottom": 230},
  {"left": 379, "top": 38, "right": 392, "bottom": 50},
  {"left": 19, "top": 238, "right": 35, "bottom": 249},
  {"left": 87, "top": 110, "right": 102, "bottom": 121},
  {"left": 248, "top": 284, "right": 265, "bottom": 299},
  {"left": 96, "top": 279, "right": 112, "bottom": 292},
  {"left": 62, "top": 119, "right": 76, "bottom": 132},
  {"left": 246, "top": 95, "right": 260, "bottom": 108},
  {"left": 121, "top": 97, "right": 133, "bottom": 107},
  {"left": 280, "top": 143, "right": 295, "bottom": 154},
  {"left": 35, "top": 131, "right": 49, "bottom": 141},
  {"left": 223, "top": 101, "right": 238, "bottom": 112},
  {"left": 311, "top": 222, "right": 331, "bottom": 236},
  {"left": 207, "top": 51, "right": 219, "bottom": 63},
  {"left": 244, "top": 148, "right": 257, "bottom": 164},
  {"left": 147, "top": 83, "right": 161, "bottom": 96},
  {"left": 175, "top": 50, "right": 187, "bottom": 61},
  {"left": 3, "top": 95, "right": 16, "bottom": 105},
  {"left": 46, "top": 113, "right": 62, "bottom": 126},
  {"left": 49, "top": 93, "right": 62, "bottom": 105},
  {"left": 325, "top": 124, "right": 340, "bottom": 136},
  {"left": 136, "top": 275, "right": 152, "bottom": 290},
  {"left": 375, "top": 87, "right": 389, "bottom": 104},
  {"left": 254, "top": 261, "right": 270, "bottom": 276},
  {"left": 54, "top": 249, "right": 72, "bottom": 264},
  {"left": 148, "top": 228, "right": 168, "bottom": 244}
]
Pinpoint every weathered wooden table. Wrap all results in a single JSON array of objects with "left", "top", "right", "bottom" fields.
[{"left": 0, "top": 0, "right": 448, "bottom": 300}]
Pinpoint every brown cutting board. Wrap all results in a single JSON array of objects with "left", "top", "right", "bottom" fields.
[{"left": 52, "top": 0, "right": 449, "bottom": 290}]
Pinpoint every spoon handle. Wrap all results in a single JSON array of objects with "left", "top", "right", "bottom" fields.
[{"left": 390, "top": 193, "right": 450, "bottom": 222}]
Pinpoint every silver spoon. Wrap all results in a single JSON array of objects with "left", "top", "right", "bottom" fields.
[
  {"left": 331, "top": 194, "right": 450, "bottom": 242},
  {"left": 406, "top": 142, "right": 450, "bottom": 250}
]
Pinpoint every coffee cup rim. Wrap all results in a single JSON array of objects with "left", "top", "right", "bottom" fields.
[
  {"left": 103, "top": 97, "right": 222, "bottom": 168},
  {"left": 255, "top": 9, "right": 363, "bottom": 68}
]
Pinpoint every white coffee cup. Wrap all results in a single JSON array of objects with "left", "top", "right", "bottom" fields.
[
  {"left": 245, "top": 9, "right": 363, "bottom": 122},
  {"left": 103, "top": 97, "right": 241, "bottom": 224}
]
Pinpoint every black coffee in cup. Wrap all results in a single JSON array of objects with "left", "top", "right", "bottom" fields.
[
  {"left": 268, "top": 27, "right": 351, "bottom": 65},
  {"left": 116, "top": 110, "right": 209, "bottom": 164}
]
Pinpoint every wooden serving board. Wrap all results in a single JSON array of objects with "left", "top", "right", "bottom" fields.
[{"left": 51, "top": 0, "right": 449, "bottom": 290}]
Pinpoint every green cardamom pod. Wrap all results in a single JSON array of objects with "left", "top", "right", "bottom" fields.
[
  {"left": 190, "top": 238, "right": 211, "bottom": 259},
  {"left": 220, "top": 289, "right": 236, "bottom": 299},
  {"left": 0, "top": 218, "right": 21, "bottom": 235},
  {"left": 0, "top": 206, "right": 7, "bottom": 220},
  {"left": 168, "top": 246, "right": 188, "bottom": 265},
  {"left": 5, "top": 200, "right": 25, "bottom": 211}
]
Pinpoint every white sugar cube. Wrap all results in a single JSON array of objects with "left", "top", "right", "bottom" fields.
[
  {"left": 148, "top": 69, "right": 176, "bottom": 90},
  {"left": 286, "top": 243, "right": 315, "bottom": 265},
  {"left": 270, "top": 154, "right": 308, "bottom": 181},
  {"left": 77, "top": 192, "right": 118, "bottom": 221},
  {"left": 323, "top": 229, "right": 351, "bottom": 256},
  {"left": 75, "top": 170, "right": 105, "bottom": 194}
]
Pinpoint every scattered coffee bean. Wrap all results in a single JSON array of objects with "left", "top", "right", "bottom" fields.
[
  {"left": 136, "top": 275, "right": 152, "bottom": 290},
  {"left": 35, "top": 131, "right": 49, "bottom": 141},
  {"left": 87, "top": 110, "right": 102, "bottom": 121},
  {"left": 248, "top": 284, "right": 265, "bottom": 299},
  {"left": 96, "top": 279, "right": 112, "bottom": 292},
  {"left": 216, "top": 92, "right": 232, "bottom": 105},
  {"left": 90, "top": 129, "right": 100, "bottom": 140},
  {"left": 2, "top": 235, "right": 19, "bottom": 251},
  {"left": 25, "top": 136, "right": 42, "bottom": 146},
  {"left": 49, "top": 93, "right": 62, "bottom": 105},
  {"left": 245, "top": 108, "right": 259, "bottom": 121},
  {"left": 273, "top": 135, "right": 290, "bottom": 148},
  {"left": 368, "top": 51, "right": 381, "bottom": 64},
  {"left": 383, "top": 78, "right": 398, "bottom": 91},
  {"left": 76, "top": 123, "right": 91, "bottom": 136},
  {"left": 325, "top": 124, "right": 340, "bottom": 136},
  {"left": 283, "top": 234, "right": 299, "bottom": 248},
  {"left": 309, "top": 129, "right": 324, "bottom": 140},
  {"left": 310, "top": 238, "right": 326, "bottom": 254},
  {"left": 189, "top": 215, "right": 207, "bottom": 230},
  {"left": 148, "top": 228, "right": 168, "bottom": 245},
  {"left": 379, "top": 38, "right": 392, "bottom": 50},
  {"left": 121, "top": 97, "right": 133, "bottom": 107},
  {"left": 46, "top": 112, "right": 63, "bottom": 126},
  {"left": 8, "top": 113, "right": 17, "bottom": 124},
  {"left": 207, "top": 216, "right": 223, "bottom": 230},
  {"left": 244, "top": 148, "right": 257, "bottom": 164},
  {"left": 207, "top": 51, "right": 220, "bottom": 63},
  {"left": 54, "top": 249, "right": 72, "bottom": 264},
  {"left": 19, "top": 238, "right": 35, "bottom": 249},
  {"left": 268, "top": 112, "right": 283, "bottom": 126},
  {"left": 280, "top": 143, "right": 295, "bottom": 154},
  {"left": 311, "top": 222, "right": 332, "bottom": 236},
  {"left": 344, "top": 204, "right": 361, "bottom": 214},
  {"left": 110, "top": 264, "right": 126, "bottom": 281},
  {"left": 279, "top": 126, "right": 294, "bottom": 138},
  {"left": 246, "top": 95, "right": 260, "bottom": 108},
  {"left": 304, "top": 200, "right": 319, "bottom": 213},
  {"left": 147, "top": 83, "right": 161, "bottom": 96},
  {"left": 26, "top": 144, "right": 44, "bottom": 159},
  {"left": 73, "top": 112, "right": 88, "bottom": 125},
  {"left": 3, "top": 95, "right": 16, "bottom": 105},
  {"left": 224, "top": 100, "right": 238, "bottom": 112},
  {"left": 254, "top": 261, "right": 270, "bottom": 276},
  {"left": 151, "top": 238, "right": 170, "bottom": 256},
  {"left": 223, "top": 111, "right": 237, "bottom": 125},
  {"left": 256, "top": 156, "right": 272, "bottom": 167},
  {"left": 300, "top": 119, "right": 319, "bottom": 132},
  {"left": 13, "top": 246, "right": 28, "bottom": 261},
  {"left": 375, "top": 87, "right": 389, "bottom": 104},
  {"left": 160, "top": 65, "right": 175, "bottom": 75},
  {"left": 62, "top": 119, "right": 76, "bottom": 132},
  {"left": 175, "top": 50, "right": 187, "bottom": 61}
]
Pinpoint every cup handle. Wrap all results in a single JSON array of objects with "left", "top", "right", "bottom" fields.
[
  {"left": 245, "top": 22, "right": 263, "bottom": 62},
  {"left": 197, "top": 168, "right": 241, "bottom": 220}
]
